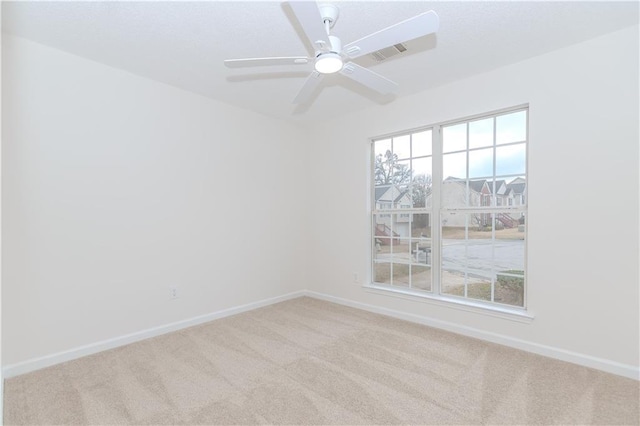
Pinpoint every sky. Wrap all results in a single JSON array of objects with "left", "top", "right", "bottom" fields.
[{"left": 374, "top": 110, "right": 527, "bottom": 181}]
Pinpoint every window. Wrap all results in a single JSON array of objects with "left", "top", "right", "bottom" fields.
[
  {"left": 371, "top": 107, "right": 527, "bottom": 310},
  {"left": 372, "top": 131, "right": 433, "bottom": 292}
]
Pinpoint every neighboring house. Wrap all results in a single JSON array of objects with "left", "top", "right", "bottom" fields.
[
  {"left": 374, "top": 184, "right": 412, "bottom": 240},
  {"left": 434, "top": 177, "right": 526, "bottom": 228},
  {"left": 507, "top": 177, "right": 526, "bottom": 206}
]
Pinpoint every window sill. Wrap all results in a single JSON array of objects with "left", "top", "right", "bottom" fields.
[{"left": 363, "top": 283, "right": 534, "bottom": 323}]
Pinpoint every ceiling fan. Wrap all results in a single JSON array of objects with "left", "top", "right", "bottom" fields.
[{"left": 224, "top": 1, "right": 439, "bottom": 105}]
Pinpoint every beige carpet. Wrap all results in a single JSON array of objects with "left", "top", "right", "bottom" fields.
[{"left": 4, "top": 297, "right": 639, "bottom": 425}]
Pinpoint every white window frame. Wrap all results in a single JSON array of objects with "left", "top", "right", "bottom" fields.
[{"left": 368, "top": 105, "right": 531, "bottom": 321}]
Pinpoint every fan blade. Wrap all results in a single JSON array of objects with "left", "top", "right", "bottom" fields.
[
  {"left": 343, "top": 11, "right": 439, "bottom": 59},
  {"left": 224, "top": 57, "right": 311, "bottom": 68},
  {"left": 287, "top": 1, "right": 331, "bottom": 51},
  {"left": 293, "top": 71, "right": 324, "bottom": 104},
  {"left": 340, "top": 62, "right": 398, "bottom": 95}
]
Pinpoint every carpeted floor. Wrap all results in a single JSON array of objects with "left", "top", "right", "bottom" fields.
[{"left": 4, "top": 296, "right": 639, "bottom": 425}]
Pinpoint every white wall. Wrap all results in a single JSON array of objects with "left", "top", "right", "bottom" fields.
[
  {"left": 2, "top": 35, "right": 307, "bottom": 366},
  {"left": 305, "top": 26, "right": 639, "bottom": 371},
  {"left": 1, "top": 5, "right": 4, "bottom": 412}
]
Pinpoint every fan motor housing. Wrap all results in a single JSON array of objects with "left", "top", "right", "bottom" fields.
[{"left": 318, "top": 3, "right": 339, "bottom": 27}]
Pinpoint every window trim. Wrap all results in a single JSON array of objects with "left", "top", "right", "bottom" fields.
[
  {"left": 363, "top": 282, "right": 534, "bottom": 323},
  {"left": 368, "top": 104, "right": 529, "bottom": 317}
]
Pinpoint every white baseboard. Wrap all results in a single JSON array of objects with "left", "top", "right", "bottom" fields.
[
  {"left": 4, "top": 289, "right": 638, "bottom": 382},
  {"left": 304, "top": 290, "right": 640, "bottom": 381},
  {"left": 2, "top": 291, "right": 306, "bottom": 379}
]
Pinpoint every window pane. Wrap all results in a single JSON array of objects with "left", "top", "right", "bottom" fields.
[
  {"left": 374, "top": 210, "right": 392, "bottom": 232},
  {"left": 441, "top": 214, "right": 493, "bottom": 301},
  {"left": 443, "top": 123, "right": 466, "bottom": 153},
  {"left": 373, "top": 228, "right": 391, "bottom": 285},
  {"left": 410, "top": 213, "right": 431, "bottom": 267},
  {"left": 442, "top": 178, "right": 470, "bottom": 209},
  {"left": 440, "top": 213, "right": 526, "bottom": 305},
  {"left": 469, "top": 117, "right": 493, "bottom": 149},
  {"left": 374, "top": 150, "right": 394, "bottom": 186},
  {"left": 466, "top": 276, "right": 492, "bottom": 302},
  {"left": 494, "top": 216, "right": 525, "bottom": 307},
  {"left": 411, "top": 264, "right": 431, "bottom": 291},
  {"left": 374, "top": 184, "right": 409, "bottom": 210},
  {"left": 374, "top": 139, "right": 391, "bottom": 158},
  {"left": 392, "top": 263, "right": 410, "bottom": 287},
  {"left": 496, "top": 271, "right": 524, "bottom": 307},
  {"left": 373, "top": 262, "right": 391, "bottom": 285},
  {"left": 465, "top": 217, "right": 494, "bottom": 302},
  {"left": 391, "top": 235, "right": 411, "bottom": 264},
  {"left": 496, "top": 110, "right": 527, "bottom": 145},
  {"left": 506, "top": 176, "right": 526, "bottom": 206},
  {"left": 411, "top": 213, "right": 431, "bottom": 240},
  {"left": 412, "top": 130, "right": 432, "bottom": 157},
  {"left": 391, "top": 213, "right": 411, "bottom": 238},
  {"left": 496, "top": 143, "right": 526, "bottom": 176},
  {"left": 373, "top": 236, "right": 391, "bottom": 251},
  {"left": 393, "top": 135, "right": 411, "bottom": 160},
  {"left": 443, "top": 152, "right": 466, "bottom": 180},
  {"left": 373, "top": 236, "right": 391, "bottom": 264},
  {"left": 393, "top": 160, "right": 411, "bottom": 191},
  {"left": 469, "top": 148, "right": 493, "bottom": 178},
  {"left": 374, "top": 187, "right": 389, "bottom": 210},
  {"left": 441, "top": 214, "right": 469, "bottom": 296},
  {"left": 411, "top": 157, "right": 432, "bottom": 208},
  {"left": 492, "top": 179, "right": 507, "bottom": 207}
]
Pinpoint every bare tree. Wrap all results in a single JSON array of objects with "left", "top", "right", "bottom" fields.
[
  {"left": 374, "top": 150, "right": 412, "bottom": 187},
  {"left": 411, "top": 173, "right": 432, "bottom": 208}
]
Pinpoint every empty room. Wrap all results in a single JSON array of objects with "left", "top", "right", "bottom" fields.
[{"left": 1, "top": 0, "right": 639, "bottom": 424}]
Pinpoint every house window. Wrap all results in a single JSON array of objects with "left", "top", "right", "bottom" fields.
[{"left": 371, "top": 107, "right": 527, "bottom": 309}]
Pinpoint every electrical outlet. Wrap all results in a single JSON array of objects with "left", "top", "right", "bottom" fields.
[
  {"left": 169, "top": 286, "right": 179, "bottom": 300},
  {"left": 353, "top": 272, "right": 359, "bottom": 283}
]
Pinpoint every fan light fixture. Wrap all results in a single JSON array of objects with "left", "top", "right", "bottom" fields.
[{"left": 315, "top": 52, "right": 343, "bottom": 74}]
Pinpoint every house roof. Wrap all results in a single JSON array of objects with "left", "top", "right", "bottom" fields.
[
  {"left": 394, "top": 191, "right": 410, "bottom": 203},
  {"left": 374, "top": 185, "right": 392, "bottom": 201},
  {"left": 507, "top": 182, "right": 526, "bottom": 194},
  {"left": 375, "top": 184, "right": 411, "bottom": 203},
  {"left": 469, "top": 180, "right": 487, "bottom": 193},
  {"left": 492, "top": 180, "right": 506, "bottom": 194}
]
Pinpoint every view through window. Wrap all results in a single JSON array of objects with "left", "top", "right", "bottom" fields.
[{"left": 371, "top": 107, "right": 527, "bottom": 309}]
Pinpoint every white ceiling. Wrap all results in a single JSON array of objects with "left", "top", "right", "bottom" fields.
[{"left": 2, "top": 1, "right": 638, "bottom": 123}]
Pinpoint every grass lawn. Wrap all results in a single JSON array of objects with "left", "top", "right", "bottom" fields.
[
  {"left": 373, "top": 263, "right": 524, "bottom": 307},
  {"left": 445, "top": 280, "right": 523, "bottom": 307}
]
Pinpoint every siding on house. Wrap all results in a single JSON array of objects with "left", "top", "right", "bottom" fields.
[
  {"left": 435, "top": 177, "right": 526, "bottom": 228},
  {"left": 374, "top": 184, "right": 412, "bottom": 238}
]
